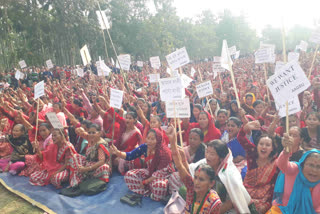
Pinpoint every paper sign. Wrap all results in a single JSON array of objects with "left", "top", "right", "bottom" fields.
[
  {"left": 196, "top": 81, "right": 213, "bottom": 98},
  {"left": 46, "top": 59, "right": 54, "bottom": 69},
  {"left": 19, "top": 60, "right": 27, "bottom": 69},
  {"left": 234, "top": 50, "right": 240, "bottom": 59},
  {"left": 275, "top": 61, "right": 286, "bottom": 73},
  {"left": 221, "top": 40, "right": 233, "bottom": 71},
  {"left": 117, "top": 54, "right": 131, "bottom": 71},
  {"left": 77, "top": 68, "right": 84, "bottom": 77},
  {"left": 80, "top": 45, "right": 91, "bottom": 65},
  {"left": 213, "top": 56, "right": 221, "bottom": 62},
  {"left": 96, "top": 10, "right": 110, "bottom": 30},
  {"left": 212, "top": 63, "right": 225, "bottom": 73},
  {"left": 299, "top": 41, "right": 308, "bottom": 52},
  {"left": 148, "top": 74, "right": 160, "bottom": 83},
  {"left": 228, "top": 46, "right": 237, "bottom": 55},
  {"left": 110, "top": 88, "right": 124, "bottom": 109},
  {"left": 260, "top": 42, "right": 275, "bottom": 53},
  {"left": 309, "top": 28, "right": 320, "bottom": 44},
  {"left": 180, "top": 74, "right": 193, "bottom": 88},
  {"left": 137, "top": 61, "right": 143, "bottom": 67},
  {"left": 190, "top": 67, "right": 197, "bottom": 77},
  {"left": 15, "top": 70, "right": 22, "bottom": 80},
  {"left": 150, "top": 56, "right": 161, "bottom": 69},
  {"left": 46, "top": 112, "right": 64, "bottom": 129},
  {"left": 97, "top": 57, "right": 111, "bottom": 76},
  {"left": 255, "top": 48, "right": 273, "bottom": 63},
  {"left": 276, "top": 96, "right": 301, "bottom": 118},
  {"left": 288, "top": 52, "right": 300, "bottom": 62},
  {"left": 34, "top": 81, "right": 45, "bottom": 99},
  {"left": 166, "top": 98, "right": 191, "bottom": 118},
  {"left": 111, "top": 58, "right": 115, "bottom": 66},
  {"left": 267, "top": 61, "right": 311, "bottom": 105},
  {"left": 159, "top": 77, "right": 184, "bottom": 101},
  {"left": 166, "top": 47, "right": 190, "bottom": 70}
]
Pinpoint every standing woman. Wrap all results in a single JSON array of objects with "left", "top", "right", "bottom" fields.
[
  {"left": 110, "top": 128, "right": 172, "bottom": 201},
  {"left": 29, "top": 129, "right": 76, "bottom": 188}
]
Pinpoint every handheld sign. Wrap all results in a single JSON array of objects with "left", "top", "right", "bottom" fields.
[
  {"left": 196, "top": 81, "right": 213, "bottom": 98},
  {"left": 19, "top": 60, "right": 27, "bottom": 69},
  {"left": 228, "top": 46, "right": 237, "bottom": 55},
  {"left": 46, "top": 59, "right": 54, "bottom": 69},
  {"left": 299, "top": 41, "right": 308, "bottom": 52},
  {"left": 34, "top": 81, "right": 45, "bottom": 99},
  {"left": 150, "top": 56, "right": 161, "bottom": 69},
  {"left": 110, "top": 88, "right": 124, "bottom": 109},
  {"left": 80, "top": 45, "right": 92, "bottom": 66},
  {"left": 267, "top": 61, "right": 310, "bottom": 105},
  {"left": 255, "top": 48, "right": 273, "bottom": 63},
  {"left": 137, "top": 61, "right": 143, "bottom": 67},
  {"left": 96, "top": 10, "right": 110, "bottom": 30},
  {"left": 159, "top": 77, "right": 184, "bottom": 101},
  {"left": 275, "top": 61, "right": 286, "bottom": 74},
  {"left": 276, "top": 96, "right": 301, "bottom": 118},
  {"left": 166, "top": 47, "right": 190, "bottom": 70},
  {"left": 77, "top": 68, "right": 84, "bottom": 77},
  {"left": 180, "top": 74, "right": 193, "bottom": 88},
  {"left": 213, "top": 56, "right": 221, "bottom": 63},
  {"left": 148, "top": 74, "right": 160, "bottom": 83},
  {"left": 309, "top": 28, "right": 320, "bottom": 44},
  {"left": 234, "top": 50, "right": 240, "bottom": 59},
  {"left": 260, "top": 42, "right": 275, "bottom": 54},
  {"left": 166, "top": 98, "right": 190, "bottom": 118},
  {"left": 15, "top": 70, "right": 22, "bottom": 80},
  {"left": 288, "top": 52, "right": 300, "bottom": 62},
  {"left": 46, "top": 112, "right": 64, "bottom": 129},
  {"left": 190, "top": 67, "right": 197, "bottom": 77},
  {"left": 212, "top": 63, "right": 225, "bottom": 73},
  {"left": 96, "top": 58, "right": 111, "bottom": 76},
  {"left": 117, "top": 54, "right": 131, "bottom": 71},
  {"left": 221, "top": 40, "right": 233, "bottom": 71}
]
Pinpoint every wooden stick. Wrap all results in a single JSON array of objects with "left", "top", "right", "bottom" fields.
[
  {"left": 229, "top": 64, "right": 241, "bottom": 108},
  {"left": 218, "top": 72, "right": 223, "bottom": 93},
  {"left": 34, "top": 98, "right": 40, "bottom": 152},
  {"left": 173, "top": 101, "right": 178, "bottom": 146},
  {"left": 308, "top": 44, "right": 319, "bottom": 79},
  {"left": 177, "top": 118, "right": 183, "bottom": 147},
  {"left": 263, "top": 63, "right": 270, "bottom": 101},
  {"left": 111, "top": 109, "right": 116, "bottom": 145},
  {"left": 101, "top": 30, "right": 109, "bottom": 60}
]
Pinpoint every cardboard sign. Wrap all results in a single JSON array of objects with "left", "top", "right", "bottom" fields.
[
  {"left": 276, "top": 96, "right": 301, "bottom": 118},
  {"left": 212, "top": 63, "right": 225, "bottom": 73},
  {"left": 34, "top": 81, "right": 45, "bottom": 99},
  {"left": 310, "top": 28, "right": 320, "bottom": 44},
  {"left": 166, "top": 98, "right": 191, "bottom": 118},
  {"left": 299, "top": 41, "right": 308, "bottom": 52},
  {"left": 196, "top": 81, "right": 213, "bottom": 98},
  {"left": 97, "top": 57, "right": 111, "bottom": 76},
  {"left": 117, "top": 54, "right": 131, "bottom": 71},
  {"left": 213, "top": 56, "right": 221, "bottom": 62},
  {"left": 190, "top": 67, "right": 197, "bottom": 77},
  {"left": 221, "top": 40, "right": 233, "bottom": 71},
  {"left": 159, "top": 77, "right": 184, "bottom": 101},
  {"left": 275, "top": 61, "right": 286, "bottom": 74},
  {"left": 267, "top": 61, "right": 311, "bottom": 105},
  {"left": 166, "top": 47, "right": 190, "bottom": 70},
  {"left": 96, "top": 10, "right": 110, "bottom": 30},
  {"left": 180, "top": 74, "right": 193, "bottom": 88},
  {"left": 15, "top": 70, "right": 22, "bottom": 80},
  {"left": 228, "top": 46, "right": 237, "bottom": 55},
  {"left": 80, "top": 45, "right": 91, "bottom": 65},
  {"left": 46, "top": 112, "right": 64, "bottom": 129},
  {"left": 110, "top": 88, "right": 124, "bottom": 109},
  {"left": 260, "top": 42, "right": 275, "bottom": 53},
  {"left": 150, "top": 56, "right": 161, "bottom": 69},
  {"left": 148, "top": 74, "right": 160, "bottom": 83},
  {"left": 255, "top": 48, "right": 273, "bottom": 63},
  {"left": 19, "top": 60, "right": 27, "bottom": 69},
  {"left": 46, "top": 59, "right": 54, "bottom": 69},
  {"left": 137, "top": 61, "right": 143, "bottom": 67},
  {"left": 77, "top": 68, "right": 84, "bottom": 77},
  {"left": 288, "top": 52, "right": 300, "bottom": 62}
]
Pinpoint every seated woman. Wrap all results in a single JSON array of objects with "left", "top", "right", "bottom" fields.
[
  {"left": 166, "top": 126, "right": 222, "bottom": 214},
  {"left": 68, "top": 124, "right": 111, "bottom": 188},
  {"left": 301, "top": 112, "right": 320, "bottom": 150},
  {"left": 205, "top": 98, "right": 220, "bottom": 120},
  {"left": 110, "top": 128, "right": 172, "bottom": 201},
  {"left": 215, "top": 109, "right": 228, "bottom": 134},
  {"left": 29, "top": 129, "right": 76, "bottom": 189},
  {"left": 267, "top": 148, "right": 320, "bottom": 213},
  {"left": 1, "top": 124, "right": 33, "bottom": 175},
  {"left": 237, "top": 120, "right": 279, "bottom": 213}
]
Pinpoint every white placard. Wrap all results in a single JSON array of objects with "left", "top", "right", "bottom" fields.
[
  {"left": 77, "top": 68, "right": 84, "bottom": 77},
  {"left": 46, "top": 112, "right": 64, "bottom": 129},
  {"left": 180, "top": 74, "right": 193, "bottom": 88},
  {"left": 46, "top": 59, "right": 54, "bottom": 69},
  {"left": 110, "top": 88, "right": 124, "bottom": 109},
  {"left": 190, "top": 67, "right": 197, "bottom": 77},
  {"left": 111, "top": 58, "right": 115, "bottom": 66},
  {"left": 267, "top": 61, "right": 311, "bottom": 105},
  {"left": 15, "top": 70, "right": 21, "bottom": 80},
  {"left": 288, "top": 52, "right": 300, "bottom": 62},
  {"left": 166, "top": 47, "right": 190, "bottom": 70},
  {"left": 213, "top": 56, "right": 221, "bottom": 62},
  {"left": 148, "top": 74, "right": 160, "bottom": 83},
  {"left": 299, "top": 41, "right": 308, "bottom": 52},
  {"left": 260, "top": 42, "right": 275, "bottom": 53},
  {"left": 117, "top": 54, "right": 131, "bottom": 71},
  {"left": 150, "top": 56, "right": 161, "bottom": 69},
  {"left": 212, "top": 63, "right": 225, "bottom": 73},
  {"left": 171, "top": 69, "right": 179, "bottom": 77},
  {"left": 234, "top": 50, "right": 240, "bottom": 59},
  {"left": 196, "top": 81, "right": 213, "bottom": 98},
  {"left": 228, "top": 46, "right": 237, "bottom": 55},
  {"left": 34, "top": 81, "right": 45, "bottom": 99},
  {"left": 221, "top": 40, "right": 233, "bottom": 71},
  {"left": 80, "top": 45, "right": 91, "bottom": 66},
  {"left": 137, "top": 61, "right": 143, "bottom": 67},
  {"left": 159, "top": 77, "right": 184, "bottom": 101},
  {"left": 96, "top": 10, "right": 110, "bottom": 30},
  {"left": 255, "top": 48, "right": 273, "bottom": 63},
  {"left": 309, "top": 28, "right": 320, "bottom": 44},
  {"left": 19, "top": 60, "right": 27, "bottom": 69},
  {"left": 275, "top": 61, "right": 286, "bottom": 74},
  {"left": 166, "top": 98, "right": 191, "bottom": 118},
  {"left": 276, "top": 96, "right": 301, "bottom": 118}
]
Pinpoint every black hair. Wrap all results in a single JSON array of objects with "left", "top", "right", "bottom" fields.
[
  {"left": 190, "top": 128, "right": 204, "bottom": 141},
  {"left": 207, "top": 139, "right": 229, "bottom": 159},
  {"left": 217, "top": 109, "right": 228, "bottom": 117},
  {"left": 253, "top": 100, "right": 264, "bottom": 108},
  {"left": 126, "top": 111, "right": 138, "bottom": 119},
  {"left": 39, "top": 123, "right": 51, "bottom": 130},
  {"left": 195, "top": 163, "right": 216, "bottom": 181},
  {"left": 228, "top": 117, "right": 242, "bottom": 127},
  {"left": 209, "top": 98, "right": 217, "bottom": 104},
  {"left": 193, "top": 104, "right": 203, "bottom": 111},
  {"left": 80, "top": 120, "right": 92, "bottom": 128},
  {"left": 13, "top": 124, "right": 26, "bottom": 134},
  {"left": 306, "top": 112, "right": 320, "bottom": 121},
  {"left": 88, "top": 123, "right": 101, "bottom": 131},
  {"left": 245, "top": 94, "right": 253, "bottom": 99},
  {"left": 53, "top": 102, "right": 62, "bottom": 110},
  {"left": 73, "top": 99, "right": 83, "bottom": 107},
  {"left": 301, "top": 153, "right": 320, "bottom": 169},
  {"left": 256, "top": 134, "right": 277, "bottom": 158},
  {"left": 151, "top": 115, "right": 161, "bottom": 123}
]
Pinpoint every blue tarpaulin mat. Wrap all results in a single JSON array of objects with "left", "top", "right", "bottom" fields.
[{"left": 0, "top": 172, "right": 165, "bottom": 214}]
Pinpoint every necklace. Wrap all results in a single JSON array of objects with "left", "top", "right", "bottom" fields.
[{"left": 191, "top": 190, "right": 210, "bottom": 214}]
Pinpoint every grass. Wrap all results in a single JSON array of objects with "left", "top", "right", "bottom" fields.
[{"left": 0, "top": 183, "right": 44, "bottom": 214}]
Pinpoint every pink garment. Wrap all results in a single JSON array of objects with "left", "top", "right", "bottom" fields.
[
  {"left": 56, "top": 112, "right": 67, "bottom": 127},
  {"left": 0, "top": 159, "right": 25, "bottom": 174},
  {"left": 274, "top": 151, "right": 320, "bottom": 212}
]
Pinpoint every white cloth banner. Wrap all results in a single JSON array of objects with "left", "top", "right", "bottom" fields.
[
  {"left": 180, "top": 74, "right": 193, "bottom": 88},
  {"left": 288, "top": 52, "right": 300, "bottom": 62},
  {"left": 80, "top": 45, "right": 91, "bottom": 66},
  {"left": 267, "top": 61, "right": 311, "bottom": 105},
  {"left": 96, "top": 10, "right": 110, "bottom": 30},
  {"left": 19, "top": 60, "right": 27, "bottom": 69},
  {"left": 46, "top": 59, "right": 54, "bottom": 69},
  {"left": 148, "top": 74, "right": 160, "bottom": 83},
  {"left": 310, "top": 28, "right": 320, "bottom": 44},
  {"left": 196, "top": 81, "right": 213, "bottom": 98},
  {"left": 221, "top": 40, "right": 233, "bottom": 71},
  {"left": 117, "top": 54, "right": 131, "bottom": 71},
  {"left": 166, "top": 98, "right": 190, "bottom": 118},
  {"left": 137, "top": 61, "right": 143, "bottom": 67},
  {"left": 34, "top": 81, "right": 45, "bottom": 99},
  {"left": 159, "top": 77, "right": 184, "bottom": 101},
  {"left": 46, "top": 112, "right": 64, "bottom": 129},
  {"left": 166, "top": 47, "right": 190, "bottom": 70},
  {"left": 212, "top": 63, "right": 225, "bottom": 73},
  {"left": 255, "top": 48, "right": 273, "bottom": 63},
  {"left": 150, "top": 56, "right": 161, "bottom": 69},
  {"left": 110, "top": 88, "right": 124, "bottom": 109},
  {"left": 276, "top": 96, "right": 301, "bottom": 118}
]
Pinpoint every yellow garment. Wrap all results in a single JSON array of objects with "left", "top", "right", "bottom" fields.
[
  {"left": 243, "top": 93, "right": 256, "bottom": 108},
  {"left": 266, "top": 205, "right": 282, "bottom": 214}
]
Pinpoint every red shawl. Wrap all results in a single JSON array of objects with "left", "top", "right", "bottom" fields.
[{"left": 202, "top": 111, "right": 221, "bottom": 143}]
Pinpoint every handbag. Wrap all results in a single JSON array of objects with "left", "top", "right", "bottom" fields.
[
  {"left": 120, "top": 193, "right": 142, "bottom": 207},
  {"left": 79, "top": 178, "right": 107, "bottom": 195},
  {"left": 164, "top": 191, "right": 186, "bottom": 214}
]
